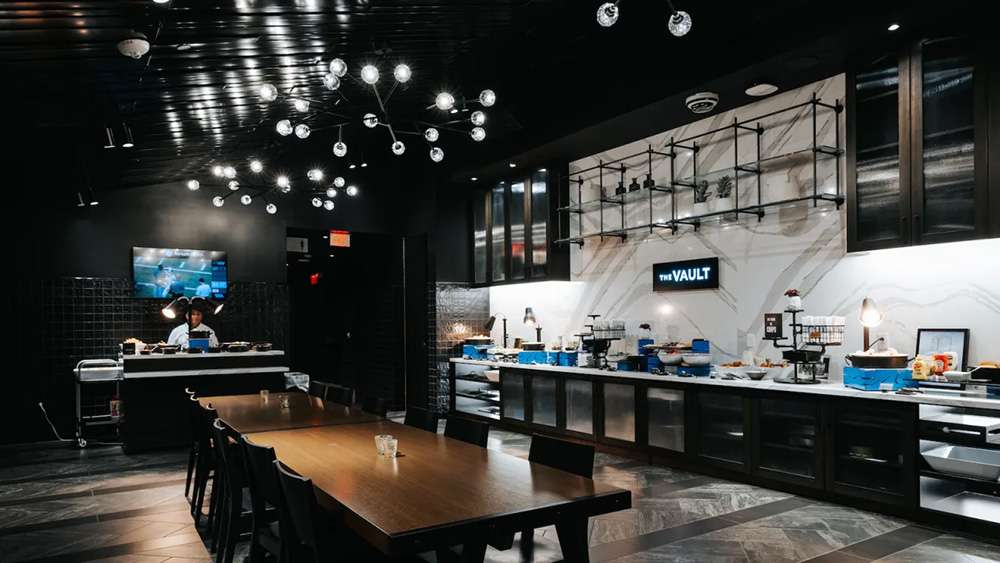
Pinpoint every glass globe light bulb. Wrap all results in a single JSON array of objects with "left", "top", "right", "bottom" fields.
[
  {"left": 424, "top": 128, "right": 439, "bottom": 142},
  {"left": 668, "top": 10, "right": 692, "bottom": 37},
  {"left": 223, "top": 166, "right": 236, "bottom": 179},
  {"left": 435, "top": 92, "right": 455, "bottom": 111},
  {"left": 332, "top": 141, "right": 347, "bottom": 157},
  {"left": 329, "top": 58, "right": 347, "bottom": 78},
  {"left": 212, "top": 196, "right": 225, "bottom": 208},
  {"left": 596, "top": 2, "right": 619, "bottom": 27},
  {"left": 360, "top": 64, "right": 380, "bottom": 85},
  {"left": 212, "top": 165, "right": 224, "bottom": 177},
  {"left": 363, "top": 113, "right": 379, "bottom": 128},
  {"left": 276, "top": 175, "right": 290, "bottom": 188},
  {"left": 186, "top": 179, "right": 200, "bottom": 191},
  {"left": 311, "top": 197, "right": 323, "bottom": 208},
  {"left": 307, "top": 168, "right": 324, "bottom": 182},
  {"left": 294, "top": 123, "right": 311, "bottom": 139},
  {"left": 323, "top": 199, "right": 335, "bottom": 211},
  {"left": 240, "top": 194, "right": 252, "bottom": 205},
  {"left": 393, "top": 63, "right": 412, "bottom": 83},
  {"left": 326, "top": 187, "right": 338, "bottom": 198},
  {"left": 249, "top": 160, "right": 263, "bottom": 173},
  {"left": 479, "top": 89, "right": 496, "bottom": 107},
  {"left": 228, "top": 180, "right": 240, "bottom": 191},
  {"left": 322, "top": 73, "right": 341, "bottom": 91},
  {"left": 333, "top": 176, "right": 346, "bottom": 188},
  {"left": 346, "top": 185, "right": 359, "bottom": 197},
  {"left": 391, "top": 140, "right": 406, "bottom": 155},
  {"left": 276, "top": 119, "right": 293, "bottom": 136},
  {"left": 265, "top": 203, "right": 277, "bottom": 215},
  {"left": 429, "top": 146, "right": 444, "bottom": 162},
  {"left": 470, "top": 127, "right": 486, "bottom": 142},
  {"left": 470, "top": 110, "right": 486, "bottom": 126},
  {"left": 293, "top": 98, "right": 310, "bottom": 112},
  {"left": 259, "top": 83, "right": 278, "bottom": 102}
]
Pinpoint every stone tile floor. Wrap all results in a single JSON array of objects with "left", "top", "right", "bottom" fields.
[{"left": 0, "top": 425, "right": 997, "bottom": 562}]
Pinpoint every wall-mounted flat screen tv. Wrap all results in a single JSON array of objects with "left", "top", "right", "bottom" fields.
[{"left": 132, "top": 247, "right": 228, "bottom": 299}]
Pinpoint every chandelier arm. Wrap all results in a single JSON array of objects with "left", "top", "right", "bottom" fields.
[
  {"left": 665, "top": 0, "right": 677, "bottom": 15},
  {"left": 383, "top": 123, "right": 398, "bottom": 143},
  {"left": 383, "top": 81, "right": 400, "bottom": 106}
]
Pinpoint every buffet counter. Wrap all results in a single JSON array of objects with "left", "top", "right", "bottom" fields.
[
  {"left": 449, "top": 358, "right": 1000, "bottom": 411},
  {"left": 449, "top": 358, "right": 1000, "bottom": 538},
  {"left": 120, "top": 351, "right": 288, "bottom": 452}
]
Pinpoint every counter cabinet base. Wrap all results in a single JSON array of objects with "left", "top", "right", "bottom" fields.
[{"left": 448, "top": 361, "right": 1000, "bottom": 544}]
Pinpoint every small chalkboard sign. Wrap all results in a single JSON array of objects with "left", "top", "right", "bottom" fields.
[{"left": 764, "top": 313, "right": 784, "bottom": 340}]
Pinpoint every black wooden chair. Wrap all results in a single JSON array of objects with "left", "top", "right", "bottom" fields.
[
  {"left": 503, "top": 435, "right": 596, "bottom": 557},
  {"left": 241, "top": 436, "right": 287, "bottom": 563},
  {"left": 273, "top": 460, "right": 338, "bottom": 563},
  {"left": 403, "top": 406, "right": 439, "bottom": 433},
  {"left": 444, "top": 417, "right": 490, "bottom": 447},
  {"left": 359, "top": 396, "right": 388, "bottom": 417},
  {"left": 307, "top": 380, "right": 328, "bottom": 399},
  {"left": 210, "top": 419, "right": 254, "bottom": 563},
  {"left": 190, "top": 401, "right": 217, "bottom": 527},
  {"left": 324, "top": 383, "right": 354, "bottom": 406},
  {"left": 184, "top": 388, "right": 199, "bottom": 499}
]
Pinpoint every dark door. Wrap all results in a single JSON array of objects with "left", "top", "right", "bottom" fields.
[{"left": 404, "top": 234, "right": 429, "bottom": 409}]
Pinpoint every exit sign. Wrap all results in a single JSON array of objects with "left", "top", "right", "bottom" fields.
[
  {"left": 652, "top": 257, "right": 720, "bottom": 291},
  {"left": 329, "top": 230, "right": 350, "bottom": 248}
]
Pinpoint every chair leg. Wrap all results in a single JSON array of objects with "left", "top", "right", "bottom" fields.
[
  {"left": 185, "top": 445, "right": 196, "bottom": 499},
  {"left": 192, "top": 462, "right": 209, "bottom": 524},
  {"left": 221, "top": 496, "right": 241, "bottom": 563},
  {"left": 207, "top": 469, "right": 221, "bottom": 534},
  {"left": 520, "top": 528, "right": 535, "bottom": 558}
]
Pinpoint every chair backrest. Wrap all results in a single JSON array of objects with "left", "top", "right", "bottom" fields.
[
  {"left": 307, "top": 380, "right": 328, "bottom": 398},
  {"left": 195, "top": 401, "right": 217, "bottom": 447},
  {"left": 187, "top": 395, "right": 203, "bottom": 442},
  {"left": 324, "top": 384, "right": 354, "bottom": 406},
  {"left": 211, "top": 419, "right": 248, "bottom": 489},
  {"left": 359, "top": 396, "right": 387, "bottom": 417},
  {"left": 403, "top": 406, "right": 439, "bottom": 433},
  {"left": 241, "top": 435, "right": 283, "bottom": 509},
  {"left": 528, "top": 434, "right": 595, "bottom": 479},
  {"left": 275, "top": 460, "right": 323, "bottom": 550},
  {"left": 444, "top": 417, "right": 490, "bottom": 447}
]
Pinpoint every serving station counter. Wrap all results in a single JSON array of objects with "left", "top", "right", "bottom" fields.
[
  {"left": 449, "top": 358, "right": 1000, "bottom": 538},
  {"left": 119, "top": 351, "right": 289, "bottom": 452}
]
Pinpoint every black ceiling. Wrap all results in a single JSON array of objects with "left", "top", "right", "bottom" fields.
[{"left": 2, "top": 0, "right": 982, "bottom": 203}]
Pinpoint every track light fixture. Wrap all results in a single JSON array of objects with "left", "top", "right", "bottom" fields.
[{"left": 595, "top": 1, "right": 692, "bottom": 36}]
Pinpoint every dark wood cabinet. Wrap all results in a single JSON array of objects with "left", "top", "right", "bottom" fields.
[
  {"left": 848, "top": 36, "right": 995, "bottom": 251},
  {"left": 468, "top": 165, "right": 569, "bottom": 286},
  {"left": 751, "top": 396, "right": 825, "bottom": 489},
  {"left": 827, "top": 400, "right": 917, "bottom": 507},
  {"left": 692, "top": 391, "right": 750, "bottom": 472}
]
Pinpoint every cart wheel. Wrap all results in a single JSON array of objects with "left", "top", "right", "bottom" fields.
[{"left": 77, "top": 438, "right": 87, "bottom": 448}]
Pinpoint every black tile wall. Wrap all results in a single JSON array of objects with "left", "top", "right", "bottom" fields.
[
  {"left": 8, "top": 277, "right": 288, "bottom": 444},
  {"left": 427, "top": 282, "right": 490, "bottom": 413}
]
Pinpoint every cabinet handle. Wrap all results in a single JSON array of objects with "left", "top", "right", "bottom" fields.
[{"left": 941, "top": 426, "right": 979, "bottom": 436}]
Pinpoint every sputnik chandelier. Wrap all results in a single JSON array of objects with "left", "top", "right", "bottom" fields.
[
  {"left": 185, "top": 159, "right": 359, "bottom": 216},
  {"left": 596, "top": 0, "right": 692, "bottom": 36},
  {"left": 257, "top": 57, "right": 497, "bottom": 163}
]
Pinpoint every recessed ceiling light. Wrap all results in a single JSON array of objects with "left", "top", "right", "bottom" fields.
[
  {"left": 349, "top": 164, "right": 357, "bottom": 169},
  {"left": 450, "top": 108, "right": 459, "bottom": 114},
  {"left": 90, "top": 200, "right": 100, "bottom": 206},
  {"left": 471, "top": 177, "right": 478, "bottom": 181},
  {"left": 176, "top": 43, "right": 191, "bottom": 51},
  {"left": 508, "top": 162, "right": 516, "bottom": 168},
  {"left": 538, "top": 168, "right": 547, "bottom": 172},
  {"left": 887, "top": 23, "right": 900, "bottom": 31},
  {"left": 745, "top": 82, "right": 778, "bottom": 97},
  {"left": 361, "top": 162, "right": 368, "bottom": 168}
]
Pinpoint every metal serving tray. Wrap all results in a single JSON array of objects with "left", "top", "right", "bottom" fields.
[{"left": 922, "top": 445, "right": 1000, "bottom": 482}]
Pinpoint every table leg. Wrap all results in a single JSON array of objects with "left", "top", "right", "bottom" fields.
[
  {"left": 460, "top": 542, "right": 487, "bottom": 563},
  {"left": 556, "top": 516, "right": 590, "bottom": 563}
]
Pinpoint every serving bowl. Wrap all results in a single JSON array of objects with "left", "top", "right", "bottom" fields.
[{"left": 682, "top": 353, "right": 713, "bottom": 366}]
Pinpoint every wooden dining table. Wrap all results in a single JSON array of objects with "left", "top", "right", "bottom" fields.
[
  {"left": 198, "top": 392, "right": 381, "bottom": 434},
  {"left": 247, "top": 420, "right": 632, "bottom": 562}
]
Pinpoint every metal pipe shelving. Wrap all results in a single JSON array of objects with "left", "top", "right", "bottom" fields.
[{"left": 555, "top": 95, "right": 845, "bottom": 246}]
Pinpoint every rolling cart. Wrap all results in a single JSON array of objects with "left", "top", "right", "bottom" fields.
[{"left": 75, "top": 359, "right": 123, "bottom": 448}]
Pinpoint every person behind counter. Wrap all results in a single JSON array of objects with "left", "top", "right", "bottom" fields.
[{"left": 167, "top": 303, "right": 219, "bottom": 349}]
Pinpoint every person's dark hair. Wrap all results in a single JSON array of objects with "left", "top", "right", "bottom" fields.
[{"left": 198, "top": 278, "right": 205, "bottom": 283}]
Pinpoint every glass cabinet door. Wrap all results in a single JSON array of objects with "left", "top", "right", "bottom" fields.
[
  {"left": 831, "top": 402, "right": 914, "bottom": 504},
  {"left": 756, "top": 398, "right": 819, "bottom": 480},
  {"left": 565, "top": 379, "right": 593, "bottom": 435},
  {"left": 529, "top": 170, "right": 549, "bottom": 278},
  {"left": 602, "top": 383, "right": 635, "bottom": 442},
  {"left": 648, "top": 388, "right": 685, "bottom": 452},
  {"left": 509, "top": 181, "right": 526, "bottom": 280},
  {"left": 917, "top": 37, "right": 978, "bottom": 240},
  {"left": 530, "top": 374, "right": 556, "bottom": 427},
  {"left": 501, "top": 372, "right": 524, "bottom": 421},
  {"left": 852, "top": 52, "right": 906, "bottom": 249},
  {"left": 697, "top": 392, "right": 746, "bottom": 466},
  {"left": 491, "top": 182, "right": 507, "bottom": 282},
  {"left": 472, "top": 194, "right": 487, "bottom": 284}
]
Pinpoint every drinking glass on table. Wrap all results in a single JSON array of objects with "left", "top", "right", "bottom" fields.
[
  {"left": 384, "top": 437, "right": 398, "bottom": 458},
  {"left": 260, "top": 389, "right": 270, "bottom": 402},
  {"left": 375, "top": 434, "right": 393, "bottom": 456}
]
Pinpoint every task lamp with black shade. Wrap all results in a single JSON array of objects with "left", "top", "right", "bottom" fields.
[
  {"left": 859, "top": 297, "right": 883, "bottom": 351},
  {"left": 523, "top": 307, "right": 542, "bottom": 342}
]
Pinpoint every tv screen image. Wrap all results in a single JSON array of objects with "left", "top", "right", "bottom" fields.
[{"left": 132, "top": 247, "right": 228, "bottom": 299}]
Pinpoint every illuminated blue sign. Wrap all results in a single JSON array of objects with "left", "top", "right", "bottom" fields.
[{"left": 653, "top": 257, "right": 720, "bottom": 291}]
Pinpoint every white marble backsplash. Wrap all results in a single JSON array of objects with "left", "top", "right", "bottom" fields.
[{"left": 489, "top": 74, "right": 1000, "bottom": 379}]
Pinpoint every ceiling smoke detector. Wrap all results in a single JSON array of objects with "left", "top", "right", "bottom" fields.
[
  {"left": 685, "top": 91, "right": 719, "bottom": 114},
  {"left": 117, "top": 30, "right": 150, "bottom": 59}
]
